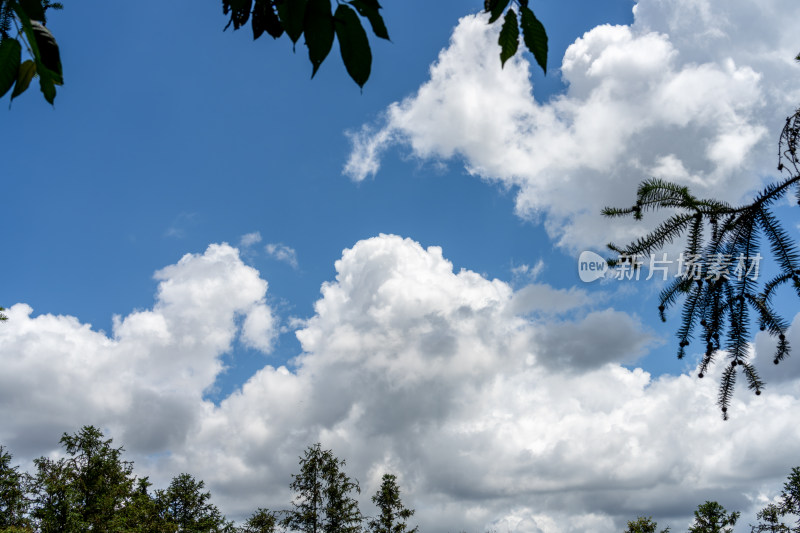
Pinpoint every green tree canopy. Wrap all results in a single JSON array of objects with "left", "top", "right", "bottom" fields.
[
  {"left": 284, "top": 443, "right": 361, "bottom": 533},
  {"left": 29, "top": 425, "right": 138, "bottom": 532},
  {"left": 624, "top": 516, "right": 670, "bottom": 533},
  {"left": 688, "top": 501, "right": 740, "bottom": 533},
  {"left": 0, "top": 446, "right": 31, "bottom": 530},
  {"left": 0, "top": 427, "right": 238, "bottom": 532},
  {"left": 751, "top": 466, "right": 800, "bottom": 532},
  {"left": 156, "top": 473, "right": 234, "bottom": 533},
  {"left": 367, "top": 474, "right": 417, "bottom": 533},
  {"left": 750, "top": 503, "right": 791, "bottom": 533},
  {"left": 240, "top": 508, "right": 280, "bottom": 533}
]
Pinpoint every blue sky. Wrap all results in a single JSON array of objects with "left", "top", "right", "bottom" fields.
[
  {"left": 2, "top": 1, "right": 800, "bottom": 531},
  {"left": 4, "top": 0, "right": 646, "bottom": 391}
]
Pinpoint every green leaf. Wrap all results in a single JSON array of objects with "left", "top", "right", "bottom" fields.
[
  {"left": 485, "top": 0, "right": 511, "bottom": 23},
  {"left": 39, "top": 66, "right": 55, "bottom": 103},
  {"left": 18, "top": 0, "right": 46, "bottom": 22},
  {"left": 520, "top": 5, "right": 547, "bottom": 74},
  {"left": 348, "top": 0, "right": 389, "bottom": 40},
  {"left": 11, "top": 59, "right": 35, "bottom": 100},
  {"left": 276, "top": 0, "right": 308, "bottom": 44},
  {"left": 498, "top": 9, "right": 518, "bottom": 68},
  {"left": 222, "top": 0, "right": 253, "bottom": 30},
  {"left": 29, "top": 20, "right": 62, "bottom": 82},
  {"left": 0, "top": 38, "right": 22, "bottom": 98},
  {"left": 252, "top": 0, "right": 283, "bottom": 39},
  {"left": 334, "top": 4, "right": 371, "bottom": 88},
  {"left": 304, "top": 0, "right": 334, "bottom": 77}
]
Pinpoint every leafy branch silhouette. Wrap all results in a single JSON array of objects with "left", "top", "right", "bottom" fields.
[{"left": 603, "top": 107, "right": 800, "bottom": 419}]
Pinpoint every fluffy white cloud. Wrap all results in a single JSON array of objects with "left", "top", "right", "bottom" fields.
[
  {"left": 5, "top": 236, "right": 799, "bottom": 532},
  {"left": 170, "top": 236, "right": 800, "bottom": 532},
  {"left": 239, "top": 231, "right": 263, "bottom": 248},
  {"left": 266, "top": 242, "right": 299, "bottom": 269},
  {"left": 4, "top": 1, "right": 800, "bottom": 528},
  {"left": 0, "top": 243, "right": 276, "bottom": 456},
  {"left": 345, "top": 0, "right": 800, "bottom": 251}
]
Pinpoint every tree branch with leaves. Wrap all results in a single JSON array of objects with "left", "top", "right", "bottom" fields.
[
  {"left": 603, "top": 106, "right": 800, "bottom": 419},
  {"left": 0, "top": 0, "right": 63, "bottom": 104},
  {"left": 221, "top": 0, "right": 549, "bottom": 88}
]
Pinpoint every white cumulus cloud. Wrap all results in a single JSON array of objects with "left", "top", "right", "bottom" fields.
[
  {"left": 0, "top": 243, "right": 276, "bottom": 456},
  {"left": 2, "top": 236, "right": 800, "bottom": 532},
  {"left": 345, "top": 0, "right": 800, "bottom": 252},
  {"left": 266, "top": 242, "right": 299, "bottom": 269}
]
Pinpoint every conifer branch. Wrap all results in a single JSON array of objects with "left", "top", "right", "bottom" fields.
[{"left": 603, "top": 106, "right": 800, "bottom": 419}]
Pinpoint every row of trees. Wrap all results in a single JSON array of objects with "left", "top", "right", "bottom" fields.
[
  {"left": 2, "top": 426, "right": 800, "bottom": 532},
  {"left": 0, "top": 426, "right": 234, "bottom": 532},
  {"left": 623, "top": 470, "right": 800, "bottom": 533},
  {"left": 0, "top": 426, "right": 417, "bottom": 533}
]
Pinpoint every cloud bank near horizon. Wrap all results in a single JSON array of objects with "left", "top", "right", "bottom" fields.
[{"left": 2, "top": 236, "right": 800, "bottom": 532}]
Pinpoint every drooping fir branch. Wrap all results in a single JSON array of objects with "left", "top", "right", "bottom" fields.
[{"left": 604, "top": 107, "right": 800, "bottom": 420}]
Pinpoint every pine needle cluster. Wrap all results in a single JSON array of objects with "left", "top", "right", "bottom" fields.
[{"left": 603, "top": 107, "right": 800, "bottom": 419}]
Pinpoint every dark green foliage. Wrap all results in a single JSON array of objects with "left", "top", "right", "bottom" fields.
[
  {"left": 1, "top": 426, "right": 232, "bottom": 532},
  {"left": 750, "top": 503, "right": 791, "bottom": 533},
  {"left": 118, "top": 477, "right": 174, "bottom": 533},
  {"left": 0, "top": 0, "right": 62, "bottom": 104},
  {"left": 10, "top": 58, "right": 33, "bottom": 98},
  {"left": 156, "top": 473, "right": 234, "bottom": 532},
  {"left": 0, "top": 37, "right": 21, "bottom": 97},
  {"left": 604, "top": 107, "right": 800, "bottom": 419},
  {"left": 779, "top": 467, "right": 800, "bottom": 520},
  {"left": 488, "top": 0, "right": 548, "bottom": 73},
  {"left": 223, "top": 0, "right": 548, "bottom": 87},
  {"left": 240, "top": 508, "right": 281, "bottom": 532},
  {"left": 60, "top": 426, "right": 137, "bottom": 531},
  {"left": 275, "top": 0, "right": 307, "bottom": 43},
  {"left": 334, "top": 4, "right": 371, "bottom": 89},
  {"left": 320, "top": 455, "right": 361, "bottom": 533},
  {"left": 285, "top": 444, "right": 325, "bottom": 533},
  {"left": 304, "top": 0, "right": 334, "bottom": 78},
  {"left": 688, "top": 501, "right": 740, "bottom": 533},
  {"left": 498, "top": 9, "right": 519, "bottom": 68},
  {"left": 4, "top": 429, "right": 800, "bottom": 533},
  {"left": 624, "top": 516, "right": 670, "bottom": 533},
  {"left": 0, "top": 447, "right": 31, "bottom": 530},
  {"left": 225, "top": 0, "right": 383, "bottom": 86},
  {"left": 348, "top": 0, "right": 389, "bottom": 41},
  {"left": 485, "top": 0, "right": 511, "bottom": 23},
  {"left": 0, "top": 306, "right": 8, "bottom": 321},
  {"left": 751, "top": 466, "right": 800, "bottom": 532},
  {"left": 30, "top": 426, "right": 138, "bottom": 532},
  {"left": 520, "top": 5, "right": 547, "bottom": 73},
  {"left": 31, "top": 453, "right": 83, "bottom": 532},
  {"left": 252, "top": 0, "right": 283, "bottom": 40},
  {"left": 367, "top": 474, "right": 417, "bottom": 533},
  {"left": 222, "top": 0, "right": 253, "bottom": 30},
  {"left": 3, "top": 1, "right": 550, "bottom": 101},
  {"left": 284, "top": 443, "right": 361, "bottom": 533}
]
